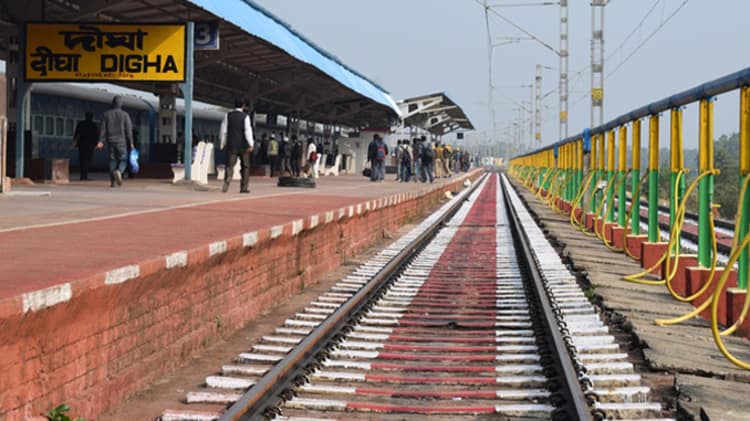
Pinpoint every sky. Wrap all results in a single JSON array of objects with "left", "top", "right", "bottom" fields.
[{"left": 253, "top": 0, "right": 750, "bottom": 150}]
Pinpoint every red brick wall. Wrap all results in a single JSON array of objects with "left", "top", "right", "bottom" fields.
[{"left": 0, "top": 171, "right": 481, "bottom": 420}]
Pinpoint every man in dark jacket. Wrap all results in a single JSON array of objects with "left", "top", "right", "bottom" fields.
[
  {"left": 280, "top": 135, "right": 293, "bottom": 176},
  {"left": 97, "top": 96, "right": 133, "bottom": 187},
  {"left": 73, "top": 111, "right": 98, "bottom": 180},
  {"left": 220, "top": 98, "right": 255, "bottom": 193},
  {"left": 291, "top": 136, "right": 302, "bottom": 177},
  {"left": 368, "top": 134, "right": 388, "bottom": 182}
]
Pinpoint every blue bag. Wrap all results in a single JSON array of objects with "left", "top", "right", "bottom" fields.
[{"left": 129, "top": 148, "right": 140, "bottom": 174}]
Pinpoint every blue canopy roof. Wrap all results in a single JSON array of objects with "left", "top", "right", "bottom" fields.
[{"left": 185, "top": 0, "right": 401, "bottom": 117}]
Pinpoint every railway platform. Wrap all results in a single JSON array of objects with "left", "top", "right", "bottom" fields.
[
  {"left": 0, "top": 171, "right": 480, "bottom": 421},
  {"left": 509, "top": 176, "right": 750, "bottom": 420}
]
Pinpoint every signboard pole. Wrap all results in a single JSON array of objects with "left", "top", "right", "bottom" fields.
[
  {"left": 15, "top": 25, "right": 28, "bottom": 179},
  {"left": 181, "top": 22, "right": 194, "bottom": 180}
]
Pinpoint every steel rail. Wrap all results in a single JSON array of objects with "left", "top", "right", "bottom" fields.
[
  {"left": 220, "top": 173, "right": 488, "bottom": 421},
  {"left": 501, "top": 173, "right": 593, "bottom": 421}
]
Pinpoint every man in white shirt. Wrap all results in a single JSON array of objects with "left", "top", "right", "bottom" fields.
[
  {"left": 306, "top": 138, "right": 318, "bottom": 179},
  {"left": 219, "top": 98, "right": 255, "bottom": 193}
]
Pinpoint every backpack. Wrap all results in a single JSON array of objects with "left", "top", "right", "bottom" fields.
[
  {"left": 268, "top": 139, "right": 279, "bottom": 156},
  {"left": 310, "top": 151, "right": 318, "bottom": 162},
  {"left": 400, "top": 146, "right": 411, "bottom": 165},
  {"left": 375, "top": 144, "right": 386, "bottom": 161},
  {"left": 423, "top": 145, "right": 434, "bottom": 161}
]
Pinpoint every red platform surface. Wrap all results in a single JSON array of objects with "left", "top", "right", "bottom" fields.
[{"left": 0, "top": 174, "right": 476, "bottom": 306}]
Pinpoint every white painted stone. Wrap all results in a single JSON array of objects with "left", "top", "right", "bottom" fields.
[
  {"left": 165, "top": 251, "right": 187, "bottom": 269},
  {"left": 209, "top": 241, "right": 227, "bottom": 257},
  {"left": 23, "top": 283, "right": 72, "bottom": 313},
  {"left": 292, "top": 219, "right": 304, "bottom": 236},
  {"left": 270, "top": 225, "right": 283, "bottom": 239},
  {"left": 105, "top": 265, "right": 140, "bottom": 285},
  {"left": 243, "top": 231, "right": 258, "bottom": 247}
]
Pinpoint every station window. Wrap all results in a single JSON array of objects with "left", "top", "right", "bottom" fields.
[
  {"left": 45, "top": 116, "right": 54, "bottom": 135},
  {"left": 56, "top": 117, "right": 65, "bottom": 136},
  {"left": 65, "top": 119, "right": 74, "bottom": 137},
  {"left": 33, "top": 116, "right": 43, "bottom": 133}
]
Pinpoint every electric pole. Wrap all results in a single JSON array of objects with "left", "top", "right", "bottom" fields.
[
  {"left": 591, "top": 0, "right": 605, "bottom": 127},
  {"left": 535, "top": 64, "right": 542, "bottom": 144},
  {"left": 559, "top": 0, "right": 569, "bottom": 139}
]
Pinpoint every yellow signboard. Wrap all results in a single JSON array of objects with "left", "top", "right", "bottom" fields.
[
  {"left": 25, "top": 23, "right": 186, "bottom": 82},
  {"left": 592, "top": 88, "right": 604, "bottom": 101}
]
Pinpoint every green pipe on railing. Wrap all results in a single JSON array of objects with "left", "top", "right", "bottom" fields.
[
  {"left": 631, "top": 120, "right": 642, "bottom": 235},
  {"left": 698, "top": 99, "right": 714, "bottom": 267}
]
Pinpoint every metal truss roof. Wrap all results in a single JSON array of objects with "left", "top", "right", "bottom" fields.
[
  {"left": 0, "top": 0, "right": 400, "bottom": 128},
  {"left": 398, "top": 92, "right": 474, "bottom": 135}
]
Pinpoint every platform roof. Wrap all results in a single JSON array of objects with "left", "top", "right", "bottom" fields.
[
  {"left": 398, "top": 92, "right": 474, "bottom": 136},
  {"left": 0, "top": 0, "right": 400, "bottom": 128}
]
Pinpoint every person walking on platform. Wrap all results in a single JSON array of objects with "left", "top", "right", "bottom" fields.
[
  {"left": 393, "top": 140, "right": 401, "bottom": 182},
  {"left": 73, "top": 111, "right": 98, "bottom": 181},
  {"left": 412, "top": 138, "right": 421, "bottom": 183},
  {"left": 280, "top": 135, "right": 293, "bottom": 176},
  {"left": 291, "top": 136, "right": 302, "bottom": 177},
  {"left": 220, "top": 98, "right": 255, "bottom": 193},
  {"left": 267, "top": 134, "right": 280, "bottom": 176},
  {"left": 97, "top": 96, "right": 133, "bottom": 188},
  {"left": 368, "top": 134, "right": 387, "bottom": 182},
  {"left": 443, "top": 144, "right": 453, "bottom": 178},
  {"left": 306, "top": 137, "right": 319, "bottom": 178},
  {"left": 434, "top": 141, "right": 444, "bottom": 178},
  {"left": 420, "top": 137, "right": 434, "bottom": 183},
  {"left": 398, "top": 140, "right": 412, "bottom": 182}
]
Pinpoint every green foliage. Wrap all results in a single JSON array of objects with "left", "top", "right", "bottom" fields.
[{"left": 47, "top": 404, "right": 87, "bottom": 421}]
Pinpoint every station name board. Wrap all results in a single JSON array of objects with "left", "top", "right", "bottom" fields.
[{"left": 25, "top": 23, "right": 186, "bottom": 82}]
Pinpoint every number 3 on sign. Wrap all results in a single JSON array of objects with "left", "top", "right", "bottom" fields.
[{"left": 194, "top": 22, "right": 219, "bottom": 50}]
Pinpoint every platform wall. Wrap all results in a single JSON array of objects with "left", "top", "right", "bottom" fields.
[{"left": 0, "top": 170, "right": 481, "bottom": 420}]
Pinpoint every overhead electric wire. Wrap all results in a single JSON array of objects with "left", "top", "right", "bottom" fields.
[
  {"left": 473, "top": 0, "right": 560, "bottom": 56},
  {"left": 605, "top": 0, "right": 662, "bottom": 63},
  {"left": 606, "top": 0, "right": 690, "bottom": 79}
]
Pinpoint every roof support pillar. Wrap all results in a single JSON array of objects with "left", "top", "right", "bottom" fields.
[
  {"left": 180, "top": 21, "right": 195, "bottom": 180},
  {"left": 14, "top": 24, "right": 29, "bottom": 179}
]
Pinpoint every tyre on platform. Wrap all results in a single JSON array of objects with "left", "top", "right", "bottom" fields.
[{"left": 277, "top": 176, "right": 316, "bottom": 188}]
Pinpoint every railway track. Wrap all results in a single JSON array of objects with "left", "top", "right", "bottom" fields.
[{"left": 161, "top": 173, "right": 672, "bottom": 421}]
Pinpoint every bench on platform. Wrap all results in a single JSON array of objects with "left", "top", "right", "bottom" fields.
[
  {"left": 216, "top": 161, "right": 242, "bottom": 181},
  {"left": 311, "top": 153, "right": 326, "bottom": 178},
  {"left": 321, "top": 154, "right": 342, "bottom": 176},
  {"left": 171, "top": 142, "right": 214, "bottom": 184}
]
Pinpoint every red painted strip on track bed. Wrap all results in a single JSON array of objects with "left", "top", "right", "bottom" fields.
[
  {"left": 346, "top": 402, "right": 497, "bottom": 414},
  {"left": 364, "top": 373, "right": 501, "bottom": 384},
  {"left": 369, "top": 362, "right": 499, "bottom": 372},
  {"left": 375, "top": 352, "right": 499, "bottom": 361},
  {"left": 382, "top": 343, "right": 498, "bottom": 352},
  {"left": 353, "top": 387, "right": 500, "bottom": 399},
  {"left": 384, "top": 334, "right": 499, "bottom": 343}
]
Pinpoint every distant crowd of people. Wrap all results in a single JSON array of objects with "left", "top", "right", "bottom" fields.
[
  {"left": 73, "top": 95, "right": 475, "bottom": 193},
  {"left": 367, "top": 135, "right": 475, "bottom": 183},
  {"left": 219, "top": 98, "right": 331, "bottom": 192}
]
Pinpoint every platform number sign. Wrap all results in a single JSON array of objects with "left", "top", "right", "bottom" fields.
[{"left": 194, "top": 22, "right": 219, "bottom": 50}]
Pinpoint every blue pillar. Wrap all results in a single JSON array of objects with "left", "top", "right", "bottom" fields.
[
  {"left": 181, "top": 22, "right": 195, "bottom": 180},
  {"left": 15, "top": 25, "right": 28, "bottom": 179}
]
